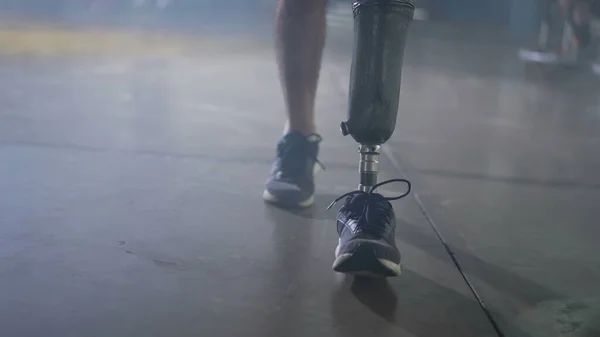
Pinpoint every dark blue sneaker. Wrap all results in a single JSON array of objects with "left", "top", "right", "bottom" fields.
[
  {"left": 327, "top": 179, "right": 411, "bottom": 277},
  {"left": 263, "top": 132, "right": 323, "bottom": 208}
]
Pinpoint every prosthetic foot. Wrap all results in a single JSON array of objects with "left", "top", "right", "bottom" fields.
[{"left": 328, "top": 0, "right": 413, "bottom": 277}]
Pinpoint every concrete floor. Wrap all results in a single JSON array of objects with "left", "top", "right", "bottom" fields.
[{"left": 0, "top": 11, "right": 599, "bottom": 337}]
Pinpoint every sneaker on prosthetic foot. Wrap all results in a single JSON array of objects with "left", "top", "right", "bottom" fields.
[
  {"left": 263, "top": 132, "right": 323, "bottom": 208},
  {"left": 328, "top": 179, "right": 411, "bottom": 277}
]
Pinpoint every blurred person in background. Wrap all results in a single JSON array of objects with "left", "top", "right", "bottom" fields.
[{"left": 558, "top": 0, "right": 600, "bottom": 50}]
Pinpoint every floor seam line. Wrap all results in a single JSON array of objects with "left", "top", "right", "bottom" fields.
[
  {"left": 380, "top": 145, "right": 506, "bottom": 337},
  {"left": 328, "top": 64, "right": 505, "bottom": 336}
]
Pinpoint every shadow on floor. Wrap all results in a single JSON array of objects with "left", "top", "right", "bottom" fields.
[
  {"left": 264, "top": 196, "right": 540, "bottom": 336},
  {"left": 408, "top": 167, "right": 600, "bottom": 191}
]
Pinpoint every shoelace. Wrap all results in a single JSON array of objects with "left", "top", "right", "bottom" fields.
[
  {"left": 277, "top": 136, "right": 325, "bottom": 179},
  {"left": 327, "top": 179, "right": 412, "bottom": 232}
]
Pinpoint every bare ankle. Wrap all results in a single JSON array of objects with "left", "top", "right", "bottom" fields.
[{"left": 284, "top": 122, "right": 317, "bottom": 136}]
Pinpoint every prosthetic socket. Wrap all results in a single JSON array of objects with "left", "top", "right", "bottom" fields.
[{"left": 340, "top": 0, "right": 414, "bottom": 191}]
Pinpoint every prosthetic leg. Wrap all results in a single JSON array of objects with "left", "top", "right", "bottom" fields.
[
  {"left": 329, "top": 0, "right": 414, "bottom": 277},
  {"left": 341, "top": 0, "right": 414, "bottom": 191}
]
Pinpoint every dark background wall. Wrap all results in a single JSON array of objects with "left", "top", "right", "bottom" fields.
[
  {"left": 422, "top": 0, "right": 540, "bottom": 40},
  {"left": 425, "top": 0, "right": 514, "bottom": 26},
  {"left": 0, "top": 0, "right": 540, "bottom": 38}
]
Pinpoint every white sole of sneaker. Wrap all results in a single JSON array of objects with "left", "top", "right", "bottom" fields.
[
  {"left": 262, "top": 190, "right": 315, "bottom": 208},
  {"left": 262, "top": 163, "right": 320, "bottom": 208},
  {"left": 333, "top": 241, "right": 402, "bottom": 278}
]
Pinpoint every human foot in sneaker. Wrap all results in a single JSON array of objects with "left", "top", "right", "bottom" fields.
[
  {"left": 263, "top": 132, "right": 323, "bottom": 208},
  {"left": 327, "top": 179, "right": 411, "bottom": 277}
]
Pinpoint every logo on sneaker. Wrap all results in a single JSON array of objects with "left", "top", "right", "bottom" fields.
[{"left": 346, "top": 219, "right": 359, "bottom": 233}]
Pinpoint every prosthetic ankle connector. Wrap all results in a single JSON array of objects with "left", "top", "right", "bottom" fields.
[{"left": 357, "top": 144, "right": 381, "bottom": 192}]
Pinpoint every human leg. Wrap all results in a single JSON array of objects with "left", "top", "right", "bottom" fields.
[
  {"left": 263, "top": 0, "right": 328, "bottom": 208},
  {"left": 264, "top": 0, "right": 416, "bottom": 277},
  {"left": 275, "top": 0, "right": 328, "bottom": 135}
]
